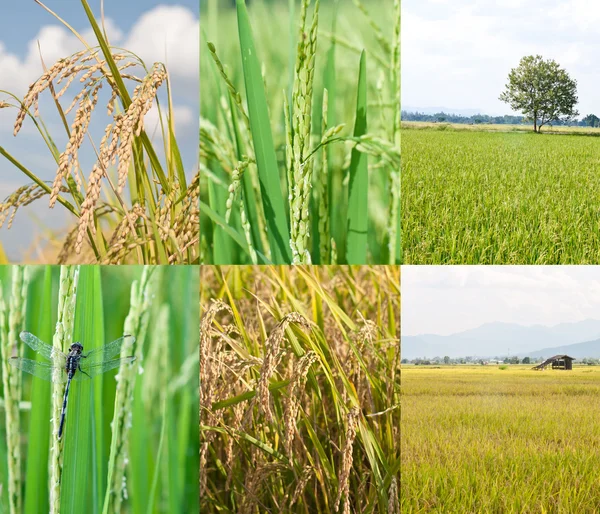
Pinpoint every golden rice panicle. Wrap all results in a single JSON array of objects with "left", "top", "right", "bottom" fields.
[
  {"left": 116, "top": 63, "right": 167, "bottom": 193},
  {"left": 74, "top": 162, "right": 104, "bottom": 252},
  {"left": 157, "top": 183, "right": 179, "bottom": 242},
  {"left": 200, "top": 299, "right": 234, "bottom": 496},
  {"left": 224, "top": 402, "right": 245, "bottom": 489},
  {"left": 335, "top": 406, "right": 360, "bottom": 514},
  {"left": 170, "top": 171, "right": 200, "bottom": 263},
  {"left": 101, "top": 204, "right": 148, "bottom": 264},
  {"left": 257, "top": 312, "right": 310, "bottom": 421},
  {"left": 0, "top": 184, "right": 51, "bottom": 229},
  {"left": 290, "top": 465, "right": 314, "bottom": 508},
  {"left": 200, "top": 299, "right": 234, "bottom": 407},
  {"left": 13, "top": 50, "right": 87, "bottom": 136},
  {"left": 50, "top": 83, "right": 101, "bottom": 207},
  {"left": 388, "top": 476, "right": 399, "bottom": 514},
  {"left": 283, "top": 350, "right": 318, "bottom": 457}
]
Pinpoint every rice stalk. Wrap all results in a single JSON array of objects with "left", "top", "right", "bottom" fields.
[
  {"left": 50, "top": 265, "right": 80, "bottom": 514},
  {"left": 102, "top": 267, "right": 154, "bottom": 514},
  {"left": 0, "top": 266, "right": 29, "bottom": 514},
  {"left": 334, "top": 406, "right": 360, "bottom": 514},
  {"left": 289, "top": 0, "right": 320, "bottom": 264}
]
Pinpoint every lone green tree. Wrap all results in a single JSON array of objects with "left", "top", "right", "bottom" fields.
[{"left": 499, "top": 55, "right": 578, "bottom": 132}]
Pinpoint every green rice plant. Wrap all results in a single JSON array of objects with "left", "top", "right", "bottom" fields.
[
  {"left": 402, "top": 366, "right": 600, "bottom": 512},
  {"left": 0, "top": 0, "right": 199, "bottom": 264},
  {"left": 402, "top": 127, "right": 600, "bottom": 264},
  {"left": 200, "top": 265, "right": 400, "bottom": 512},
  {"left": 200, "top": 0, "right": 400, "bottom": 265},
  {"left": 0, "top": 266, "right": 30, "bottom": 514},
  {"left": 0, "top": 265, "right": 199, "bottom": 513}
]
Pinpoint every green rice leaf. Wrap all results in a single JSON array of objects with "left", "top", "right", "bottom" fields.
[
  {"left": 23, "top": 267, "right": 54, "bottom": 514},
  {"left": 236, "top": 0, "right": 292, "bottom": 264},
  {"left": 346, "top": 51, "right": 368, "bottom": 264},
  {"left": 60, "top": 266, "right": 104, "bottom": 513}
]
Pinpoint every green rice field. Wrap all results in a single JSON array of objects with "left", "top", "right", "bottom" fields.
[
  {"left": 401, "top": 366, "right": 600, "bottom": 513},
  {"left": 402, "top": 127, "right": 600, "bottom": 264}
]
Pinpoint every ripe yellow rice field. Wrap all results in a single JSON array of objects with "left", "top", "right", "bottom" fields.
[{"left": 401, "top": 366, "right": 600, "bottom": 513}]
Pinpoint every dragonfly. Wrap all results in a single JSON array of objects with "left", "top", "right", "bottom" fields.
[{"left": 9, "top": 331, "right": 135, "bottom": 439}]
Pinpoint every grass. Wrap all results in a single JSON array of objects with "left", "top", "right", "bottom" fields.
[
  {"left": 200, "top": 0, "right": 400, "bottom": 265},
  {"left": 402, "top": 127, "right": 600, "bottom": 263},
  {"left": 200, "top": 265, "right": 400, "bottom": 512},
  {"left": 401, "top": 365, "right": 600, "bottom": 513},
  {"left": 0, "top": 0, "right": 198, "bottom": 264},
  {"left": 0, "top": 265, "right": 199, "bottom": 513}
]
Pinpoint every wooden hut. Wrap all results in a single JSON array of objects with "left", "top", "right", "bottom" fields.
[{"left": 532, "top": 355, "right": 575, "bottom": 370}]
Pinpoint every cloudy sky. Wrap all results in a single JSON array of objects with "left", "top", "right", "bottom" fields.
[
  {"left": 0, "top": 0, "right": 198, "bottom": 259},
  {"left": 402, "top": 266, "right": 600, "bottom": 336},
  {"left": 403, "top": 0, "right": 600, "bottom": 115}
]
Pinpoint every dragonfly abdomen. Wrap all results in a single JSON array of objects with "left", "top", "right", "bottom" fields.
[{"left": 58, "top": 377, "right": 72, "bottom": 439}]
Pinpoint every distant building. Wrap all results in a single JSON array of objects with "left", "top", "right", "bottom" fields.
[{"left": 532, "top": 355, "right": 575, "bottom": 371}]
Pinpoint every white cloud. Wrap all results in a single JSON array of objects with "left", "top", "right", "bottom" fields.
[
  {"left": 0, "top": 5, "right": 198, "bottom": 96},
  {"left": 123, "top": 6, "right": 199, "bottom": 80}
]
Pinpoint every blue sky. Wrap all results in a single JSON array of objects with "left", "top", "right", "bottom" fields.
[
  {"left": 403, "top": 0, "right": 600, "bottom": 116},
  {"left": 0, "top": 1, "right": 198, "bottom": 259},
  {"left": 402, "top": 266, "right": 600, "bottom": 336},
  {"left": 0, "top": 0, "right": 198, "bottom": 54}
]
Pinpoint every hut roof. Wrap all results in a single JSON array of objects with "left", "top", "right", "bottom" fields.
[
  {"left": 546, "top": 354, "right": 575, "bottom": 361},
  {"left": 532, "top": 354, "right": 576, "bottom": 370}
]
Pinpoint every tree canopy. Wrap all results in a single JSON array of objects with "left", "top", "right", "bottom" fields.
[
  {"left": 499, "top": 55, "right": 578, "bottom": 132},
  {"left": 583, "top": 114, "right": 600, "bottom": 128}
]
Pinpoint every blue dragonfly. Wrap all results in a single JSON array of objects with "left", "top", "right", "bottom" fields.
[{"left": 9, "top": 331, "right": 135, "bottom": 438}]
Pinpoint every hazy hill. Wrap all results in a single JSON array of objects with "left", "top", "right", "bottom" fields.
[
  {"left": 402, "top": 319, "right": 600, "bottom": 359},
  {"left": 526, "top": 338, "right": 600, "bottom": 359}
]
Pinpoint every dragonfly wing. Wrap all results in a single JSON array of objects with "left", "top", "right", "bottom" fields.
[
  {"left": 76, "top": 356, "right": 136, "bottom": 380},
  {"left": 20, "top": 332, "right": 66, "bottom": 363},
  {"left": 9, "top": 357, "right": 67, "bottom": 383},
  {"left": 83, "top": 335, "right": 135, "bottom": 366}
]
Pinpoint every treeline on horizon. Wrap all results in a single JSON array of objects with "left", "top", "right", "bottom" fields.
[
  {"left": 402, "top": 110, "right": 600, "bottom": 127},
  {"left": 402, "top": 356, "right": 600, "bottom": 365}
]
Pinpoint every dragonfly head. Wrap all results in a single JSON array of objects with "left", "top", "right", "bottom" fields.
[{"left": 69, "top": 342, "right": 84, "bottom": 354}]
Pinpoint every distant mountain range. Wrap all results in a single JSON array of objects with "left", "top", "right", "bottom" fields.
[
  {"left": 402, "top": 320, "right": 600, "bottom": 360},
  {"left": 526, "top": 339, "right": 600, "bottom": 359}
]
